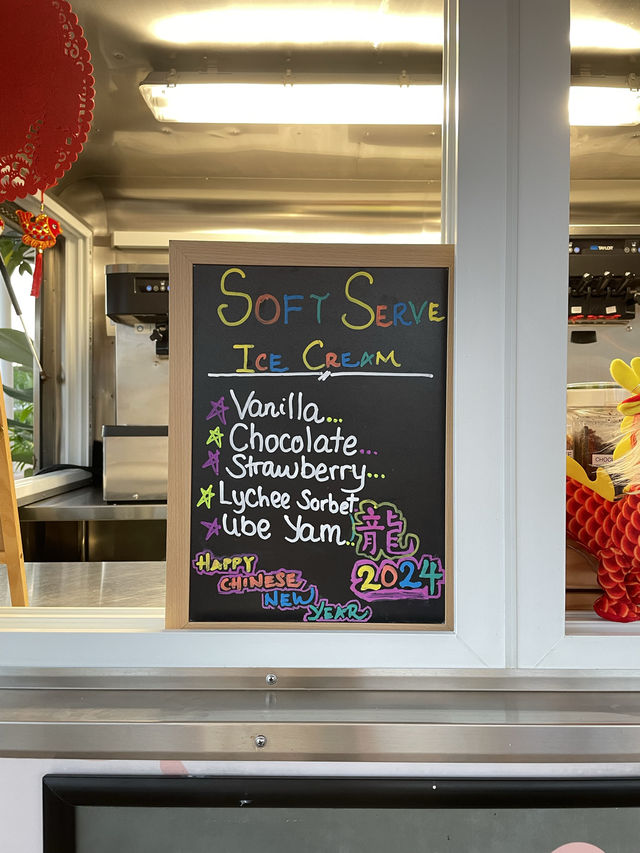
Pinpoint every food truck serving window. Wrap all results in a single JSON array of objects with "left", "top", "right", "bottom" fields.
[{"left": 0, "top": 0, "right": 605, "bottom": 674}]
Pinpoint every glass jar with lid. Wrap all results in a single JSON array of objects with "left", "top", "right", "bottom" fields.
[{"left": 567, "top": 382, "right": 626, "bottom": 485}]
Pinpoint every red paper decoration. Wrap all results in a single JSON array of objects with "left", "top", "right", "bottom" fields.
[
  {"left": 566, "top": 473, "right": 640, "bottom": 622},
  {"left": 0, "top": 0, "right": 94, "bottom": 202}
]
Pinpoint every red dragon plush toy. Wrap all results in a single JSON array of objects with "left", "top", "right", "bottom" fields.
[{"left": 567, "top": 357, "right": 640, "bottom": 622}]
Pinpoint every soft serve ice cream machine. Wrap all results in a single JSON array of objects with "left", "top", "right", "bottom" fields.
[{"left": 103, "top": 265, "right": 169, "bottom": 501}]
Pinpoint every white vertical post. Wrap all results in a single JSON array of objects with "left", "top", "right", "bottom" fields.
[
  {"left": 450, "top": 0, "right": 520, "bottom": 666},
  {"left": 514, "top": 0, "right": 571, "bottom": 665}
]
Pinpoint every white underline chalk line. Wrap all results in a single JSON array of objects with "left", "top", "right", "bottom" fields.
[{"left": 207, "top": 371, "right": 434, "bottom": 380}]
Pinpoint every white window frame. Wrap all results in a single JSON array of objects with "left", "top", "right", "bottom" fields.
[
  {"left": 17, "top": 192, "right": 92, "bottom": 467},
  {"left": 512, "top": 3, "right": 640, "bottom": 669},
  {"left": 0, "top": 0, "right": 597, "bottom": 672},
  {"left": 0, "top": 0, "right": 509, "bottom": 666}
]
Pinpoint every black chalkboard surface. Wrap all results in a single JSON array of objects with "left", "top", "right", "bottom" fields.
[{"left": 166, "top": 243, "right": 453, "bottom": 629}]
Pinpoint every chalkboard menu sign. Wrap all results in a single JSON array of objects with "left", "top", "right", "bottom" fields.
[{"left": 166, "top": 243, "right": 453, "bottom": 629}]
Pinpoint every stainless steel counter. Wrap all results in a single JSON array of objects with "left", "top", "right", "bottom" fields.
[
  {"left": 18, "top": 488, "right": 167, "bottom": 561},
  {"left": 18, "top": 486, "right": 167, "bottom": 521},
  {"left": 1, "top": 670, "right": 640, "bottom": 762},
  {"left": 0, "top": 561, "right": 165, "bottom": 607}
]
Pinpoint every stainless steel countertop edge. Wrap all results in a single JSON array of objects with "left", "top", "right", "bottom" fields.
[
  {"left": 3, "top": 670, "right": 640, "bottom": 760},
  {"left": 2, "top": 720, "right": 640, "bottom": 762},
  {"left": 2, "top": 667, "right": 640, "bottom": 690}
]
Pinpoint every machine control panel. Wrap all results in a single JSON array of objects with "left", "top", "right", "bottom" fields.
[
  {"left": 106, "top": 270, "right": 169, "bottom": 325},
  {"left": 568, "top": 238, "right": 640, "bottom": 323},
  {"left": 569, "top": 238, "right": 640, "bottom": 257},
  {"left": 134, "top": 277, "right": 169, "bottom": 294}
]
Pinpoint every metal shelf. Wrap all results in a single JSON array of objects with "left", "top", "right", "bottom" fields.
[{"left": 18, "top": 486, "right": 167, "bottom": 522}]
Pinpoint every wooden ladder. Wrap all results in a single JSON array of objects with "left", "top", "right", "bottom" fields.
[{"left": 0, "top": 373, "right": 27, "bottom": 606}]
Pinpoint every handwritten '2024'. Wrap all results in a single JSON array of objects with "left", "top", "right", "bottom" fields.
[{"left": 351, "top": 555, "right": 445, "bottom": 603}]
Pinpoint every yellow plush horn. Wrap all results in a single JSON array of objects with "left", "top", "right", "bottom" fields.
[
  {"left": 613, "top": 435, "right": 633, "bottom": 460},
  {"left": 610, "top": 358, "right": 640, "bottom": 393}
]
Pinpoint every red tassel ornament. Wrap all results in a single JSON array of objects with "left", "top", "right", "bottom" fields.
[{"left": 32, "top": 251, "right": 44, "bottom": 298}]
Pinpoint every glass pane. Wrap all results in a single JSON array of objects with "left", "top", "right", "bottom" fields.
[
  {"left": 567, "top": 2, "right": 640, "bottom": 622},
  {"left": 3, "top": 1, "right": 445, "bottom": 611},
  {"left": 78, "top": 806, "right": 633, "bottom": 853},
  {"left": 0, "top": 221, "right": 36, "bottom": 479}
]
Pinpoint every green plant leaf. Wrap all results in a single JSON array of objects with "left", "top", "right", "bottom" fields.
[
  {"left": 3, "top": 385, "right": 32, "bottom": 402},
  {"left": 0, "top": 329, "right": 34, "bottom": 366},
  {"left": 10, "top": 445, "right": 33, "bottom": 465},
  {"left": 9, "top": 418, "right": 33, "bottom": 469},
  {"left": 0, "top": 237, "right": 34, "bottom": 278},
  {"left": 7, "top": 417, "right": 33, "bottom": 433}
]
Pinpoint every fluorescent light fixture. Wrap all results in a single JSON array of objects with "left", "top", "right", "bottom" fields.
[
  {"left": 570, "top": 19, "right": 640, "bottom": 50},
  {"left": 140, "top": 73, "right": 640, "bottom": 127},
  {"left": 570, "top": 85, "right": 640, "bottom": 126},
  {"left": 151, "top": 8, "right": 443, "bottom": 48},
  {"left": 139, "top": 73, "right": 443, "bottom": 125}
]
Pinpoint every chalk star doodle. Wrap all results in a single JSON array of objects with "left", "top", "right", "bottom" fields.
[
  {"left": 206, "top": 427, "right": 224, "bottom": 447},
  {"left": 202, "top": 449, "right": 220, "bottom": 475},
  {"left": 197, "top": 484, "right": 215, "bottom": 510},
  {"left": 206, "top": 396, "right": 229, "bottom": 425},
  {"left": 200, "top": 518, "right": 221, "bottom": 541}
]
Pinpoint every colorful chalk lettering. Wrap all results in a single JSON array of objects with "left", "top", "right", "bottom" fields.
[
  {"left": 304, "top": 596, "right": 372, "bottom": 622},
  {"left": 262, "top": 586, "right": 318, "bottom": 610},
  {"left": 354, "top": 500, "right": 419, "bottom": 561},
  {"left": 186, "top": 260, "right": 450, "bottom": 627},
  {"left": 216, "top": 267, "right": 446, "bottom": 332},
  {"left": 192, "top": 551, "right": 257, "bottom": 576},
  {"left": 350, "top": 555, "right": 444, "bottom": 602},
  {"left": 218, "top": 568, "right": 308, "bottom": 594},
  {"left": 301, "top": 339, "right": 402, "bottom": 371}
]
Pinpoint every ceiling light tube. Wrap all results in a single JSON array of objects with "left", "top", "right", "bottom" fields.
[
  {"left": 139, "top": 73, "right": 640, "bottom": 127},
  {"left": 139, "top": 71, "right": 443, "bottom": 125},
  {"left": 569, "top": 82, "right": 640, "bottom": 126}
]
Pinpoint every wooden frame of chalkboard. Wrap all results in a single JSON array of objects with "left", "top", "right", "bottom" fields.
[{"left": 166, "top": 242, "right": 453, "bottom": 630}]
